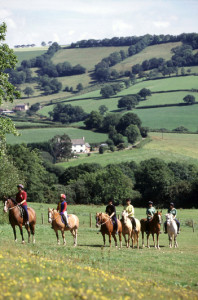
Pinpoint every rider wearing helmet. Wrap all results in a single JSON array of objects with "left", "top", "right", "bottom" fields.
[
  {"left": 125, "top": 199, "right": 137, "bottom": 232},
  {"left": 164, "top": 202, "right": 180, "bottom": 234},
  {"left": 57, "top": 194, "right": 70, "bottom": 228},
  {"left": 16, "top": 184, "right": 29, "bottom": 225},
  {"left": 105, "top": 199, "right": 118, "bottom": 234},
  {"left": 146, "top": 201, "right": 156, "bottom": 234}
]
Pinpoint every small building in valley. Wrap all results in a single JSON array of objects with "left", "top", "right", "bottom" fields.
[
  {"left": 71, "top": 137, "right": 90, "bottom": 153},
  {"left": 14, "top": 103, "right": 29, "bottom": 111}
]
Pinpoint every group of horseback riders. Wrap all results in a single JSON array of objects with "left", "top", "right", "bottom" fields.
[{"left": 15, "top": 184, "right": 180, "bottom": 233}]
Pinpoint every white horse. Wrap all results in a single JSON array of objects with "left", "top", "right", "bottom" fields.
[
  {"left": 165, "top": 213, "right": 178, "bottom": 248},
  {"left": 121, "top": 211, "right": 141, "bottom": 249}
]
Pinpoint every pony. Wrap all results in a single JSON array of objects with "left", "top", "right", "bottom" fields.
[
  {"left": 165, "top": 213, "right": 178, "bottom": 248},
  {"left": 140, "top": 211, "right": 162, "bottom": 249},
  {"left": 96, "top": 212, "right": 122, "bottom": 248},
  {"left": 121, "top": 210, "right": 141, "bottom": 249},
  {"left": 3, "top": 198, "right": 36, "bottom": 244},
  {"left": 48, "top": 208, "right": 79, "bottom": 247}
]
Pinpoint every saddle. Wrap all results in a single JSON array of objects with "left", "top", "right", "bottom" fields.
[
  {"left": 61, "top": 214, "right": 69, "bottom": 226},
  {"left": 18, "top": 205, "right": 25, "bottom": 218}
]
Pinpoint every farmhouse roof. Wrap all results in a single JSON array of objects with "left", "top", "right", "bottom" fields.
[{"left": 71, "top": 137, "right": 85, "bottom": 145}]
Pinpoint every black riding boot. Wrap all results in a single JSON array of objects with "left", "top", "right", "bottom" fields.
[
  {"left": 164, "top": 222, "right": 167, "bottom": 234},
  {"left": 132, "top": 217, "right": 138, "bottom": 232}
]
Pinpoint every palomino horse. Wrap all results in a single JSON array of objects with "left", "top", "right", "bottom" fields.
[
  {"left": 121, "top": 210, "right": 141, "bottom": 249},
  {"left": 96, "top": 213, "right": 122, "bottom": 248},
  {"left": 140, "top": 211, "right": 162, "bottom": 249},
  {"left": 3, "top": 198, "right": 36, "bottom": 244},
  {"left": 165, "top": 213, "right": 178, "bottom": 248},
  {"left": 48, "top": 208, "right": 79, "bottom": 247}
]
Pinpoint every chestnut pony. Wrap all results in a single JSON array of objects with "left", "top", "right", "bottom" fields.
[
  {"left": 96, "top": 212, "right": 122, "bottom": 248},
  {"left": 3, "top": 198, "right": 36, "bottom": 244},
  {"left": 48, "top": 208, "right": 79, "bottom": 247},
  {"left": 140, "top": 211, "right": 162, "bottom": 249}
]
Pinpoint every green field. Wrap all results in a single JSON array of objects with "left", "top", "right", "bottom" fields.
[
  {"left": 6, "top": 127, "right": 108, "bottom": 144},
  {"left": 14, "top": 49, "right": 47, "bottom": 65},
  {"left": 56, "top": 133, "right": 198, "bottom": 169},
  {"left": 0, "top": 203, "right": 197, "bottom": 299},
  {"left": 112, "top": 42, "right": 182, "bottom": 72}
]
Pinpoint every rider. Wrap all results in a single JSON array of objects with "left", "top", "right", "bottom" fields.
[
  {"left": 164, "top": 202, "right": 180, "bottom": 234},
  {"left": 125, "top": 199, "right": 137, "bottom": 232},
  {"left": 57, "top": 194, "right": 70, "bottom": 228},
  {"left": 146, "top": 201, "right": 156, "bottom": 234},
  {"left": 16, "top": 184, "right": 29, "bottom": 225},
  {"left": 106, "top": 199, "right": 118, "bottom": 234}
]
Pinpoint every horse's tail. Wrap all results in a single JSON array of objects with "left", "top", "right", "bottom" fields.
[{"left": 27, "top": 207, "right": 36, "bottom": 224}]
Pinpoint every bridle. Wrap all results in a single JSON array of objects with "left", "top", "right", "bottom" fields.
[
  {"left": 96, "top": 213, "right": 111, "bottom": 227},
  {"left": 4, "top": 199, "right": 19, "bottom": 212},
  {"left": 48, "top": 210, "right": 60, "bottom": 223}
]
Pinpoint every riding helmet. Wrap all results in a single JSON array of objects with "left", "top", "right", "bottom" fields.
[
  {"left": 148, "top": 201, "right": 153, "bottom": 205},
  {"left": 60, "top": 194, "right": 66, "bottom": 199},
  {"left": 170, "top": 202, "right": 174, "bottom": 206},
  {"left": 17, "top": 184, "right": 24, "bottom": 189}
]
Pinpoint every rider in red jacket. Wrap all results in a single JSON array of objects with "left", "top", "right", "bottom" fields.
[{"left": 16, "top": 184, "right": 29, "bottom": 225}]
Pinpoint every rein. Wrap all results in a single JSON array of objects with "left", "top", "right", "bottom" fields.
[
  {"left": 97, "top": 215, "right": 111, "bottom": 227},
  {"left": 50, "top": 212, "right": 60, "bottom": 221}
]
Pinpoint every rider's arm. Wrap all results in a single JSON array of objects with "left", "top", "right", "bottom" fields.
[
  {"left": 62, "top": 202, "right": 67, "bottom": 213},
  {"left": 110, "top": 212, "right": 115, "bottom": 218}
]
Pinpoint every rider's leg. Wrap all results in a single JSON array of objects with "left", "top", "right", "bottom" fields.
[
  {"left": 22, "top": 205, "right": 29, "bottom": 225},
  {"left": 146, "top": 219, "right": 150, "bottom": 234},
  {"left": 113, "top": 216, "right": 118, "bottom": 234},
  {"left": 64, "top": 212, "right": 71, "bottom": 228},
  {"left": 175, "top": 218, "right": 180, "bottom": 234},
  {"left": 164, "top": 221, "right": 167, "bottom": 233},
  {"left": 131, "top": 217, "right": 137, "bottom": 232}
]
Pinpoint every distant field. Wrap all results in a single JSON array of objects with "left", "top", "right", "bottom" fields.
[
  {"left": 6, "top": 127, "right": 108, "bottom": 144},
  {"left": 136, "top": 105, "right": 198, "bottom": 131},
  {"left": 112, "top": 42, "right": 182, "bottom": 72},
  {"left": 14, "top": 49, "right": 47, "bottom": 65},
  {"left": 52, "top": 46, "right": 129, "bottom": 70},
  {"left": 57, "top": 132, "right": 198, "bottom": 169}
]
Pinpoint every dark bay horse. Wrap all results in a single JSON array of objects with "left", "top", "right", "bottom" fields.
[
  {"left": 48, "top": 208, "right": 79, "bottom": 247},
  {"left": 140, "top": 211, "right": 162, "bottom": 249},
  {"left": 3, "top": 198, "right": 36, "bottom": 244},
  {"left": 96, "top": 213, "right": 122, "bottom": 248}
]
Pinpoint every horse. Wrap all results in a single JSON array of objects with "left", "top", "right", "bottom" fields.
[
  {"left": 121, "top": 211, "right": 141, "bottom": 249},
  {"left": 3, "top": 198, "right": 36, "bottom": 244},
  {"left": 96, "top": 212, "right": 122, "bottom": 248},
  {"left": 165, "top": 213, "right": 178, "bottom": 248},
  {"left": 140, "top": 211, "right": 162, "bottom": 249},
  {"left": 48, "top": 208, "right": 79, "bottom": 247}
]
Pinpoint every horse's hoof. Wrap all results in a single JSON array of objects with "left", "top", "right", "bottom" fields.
[
  {"left": 73, "top": 244, "right": 77, "bottom": 247},
  {"left": 15, "top": 239, "right": 17, "bottom": 243},
  {"left": 22, "top": 241, "right": 25, "bottom": 244}
]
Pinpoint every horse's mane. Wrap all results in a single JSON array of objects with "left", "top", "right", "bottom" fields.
[{"left": 9, "top": 197, "right": 17, "bottom": 205}]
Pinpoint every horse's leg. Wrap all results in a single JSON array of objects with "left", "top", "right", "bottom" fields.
[
  {"left": 55, "top": 230, "right": 60, "bottom": 245},
  {"left": 61, "top": 230, "right": 66, "bottom": 245},
  {"left": 169, "top": 234, "right": 172, "bottom": 248},
  {"left": 113, "top": 234, "right": 117, "bottom": 248},
  {"left": 30, "top": 224, "right": 35, "bottom": 244},
  {"left": 157, "top": 234, "right": 160, "bottom": 249},
  {"left": 19, "top": 225, "right": 25, "bottom": 244},
  {"left": 147, "top": 233, "right": 150, "bottom": 248},
  {"left": 142, "top": 231, "right": 145, "bottom": 248},
  {"left": 153, "top": 233, "right": 156, "bottom": 248},
  {"left": 12, "top": 226, "right": 17, "bottom": 242},
  {"left": 137, "top": 233, "right": 139, "bottom": 250},
  {"left": 174, "top": 235, "right": 178, "bottom": 248},
  {"left": 25, "top": 224, "right": 31, "bottom": 243},
  {"left": 131, "top": 232, "right": 134, "bottom": 249},
  {"left": 109, "top": 233, "right": 112, "bottom": 248},
  {"left": 74, "top": 229, "right": 78, "bottom": 247},
  {"left": 119, "top": 231, "right": 122, "bottom": 249},
  {"left": 102, "top": 234, "right": 106, "bottom": 246},
  {"left": 124, "top": 234, "right": 127, "bottom": 247}
]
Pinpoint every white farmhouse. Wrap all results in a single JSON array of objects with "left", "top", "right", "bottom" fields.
[{"left": 71, "top": 137, "right": 90, "bottom": 153}]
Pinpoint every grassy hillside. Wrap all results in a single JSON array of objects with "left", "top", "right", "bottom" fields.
[
  {"left": 39, "top": 75, "right": 198, "bottom": 131},
  {"left": 112, "top": 42, "right": 182, "bottom": 72},
  {"left": 0, "top": 203, "right": 198, "bottom": 299},
  {"left": 6, "top": 127, "right": 108, "bottom": 144},
  {"left": 56, "top": 133, "right": 198, "bottom": 169}
]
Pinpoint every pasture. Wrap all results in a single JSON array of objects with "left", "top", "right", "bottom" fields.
[
  {"left": 0, "top": 203, "right": 198, "bottom": 299},
  {"left": 57, "top": 132, "right": 198, "bottom": 169},
  {"left": 6, "top": 127, "right": 108, "bottom": 144}
]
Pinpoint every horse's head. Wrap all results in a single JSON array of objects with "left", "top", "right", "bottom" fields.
[
  {"left": 48, "top": 208, "right": 54, "bottom": 223},
  {"left": 96, "top": 212, "right": 103, "bottom": 228},
  {"left": 154, "top": 211, "right": 162, "bottom": 224},
  {"left": 165, "top": 213, "right": 173, "bottom": 225},
  {"left": 122, "top": 210, "right": 128, "bottom": 224},
  {"left": 3, "top": 198, "right": 13, "bottom": 213}
]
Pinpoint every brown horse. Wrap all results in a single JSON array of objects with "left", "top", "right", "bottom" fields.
[
  {"left": 3, "top": 198, "right": 36, "bottom": 244},
  {"left": 48, "top": 208, "right": 79, "bottom": 247},
  {"left": 140, "top": 211, "right": 162, "bottom": 249},
  {"left": 96, "top": 213, "right": 122, "bottom": 248}
]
